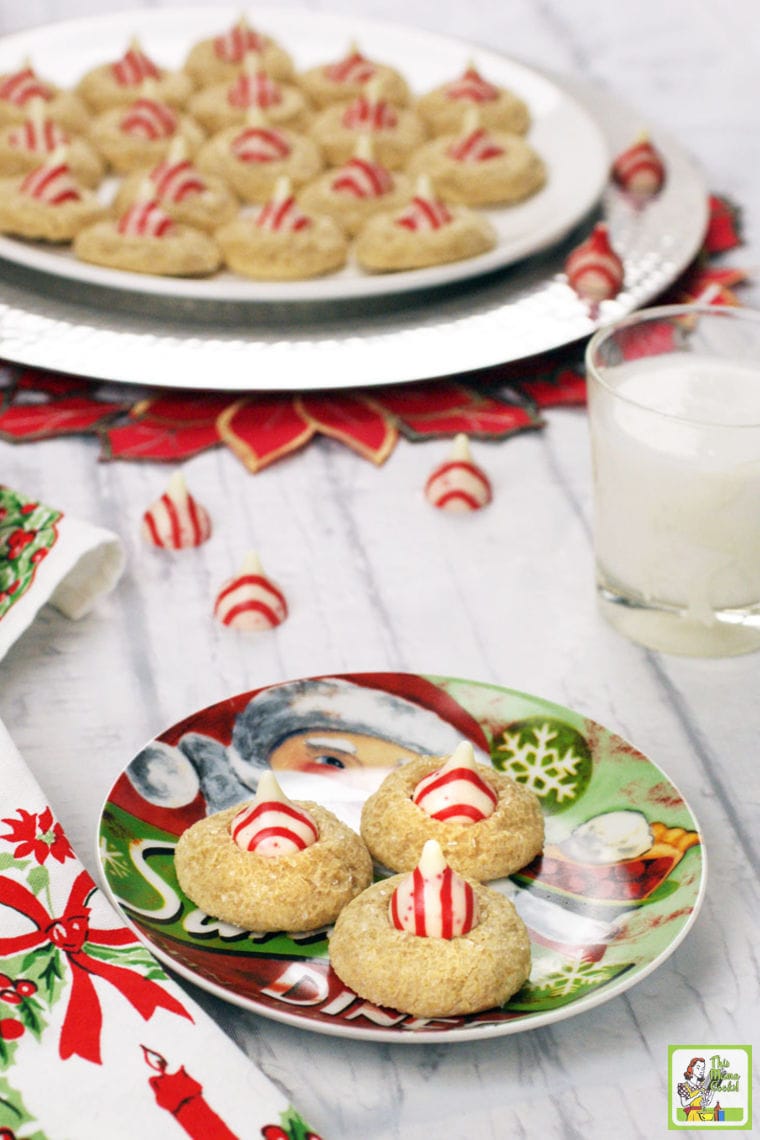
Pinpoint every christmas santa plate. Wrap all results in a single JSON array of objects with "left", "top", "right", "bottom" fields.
[
  {"left": 96, "top": 673, "right": 706, "bottom": 1043},
  {"left": 0, "top": 6, "right": 609, "bottom": 303}
]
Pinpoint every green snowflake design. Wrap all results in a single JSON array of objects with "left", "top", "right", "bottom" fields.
[
  {"left": 0, "top": 486, "right": 62, "bottom": 621},
  {"left": 491, "top": 716, "right": 592, "bottom": 813}
]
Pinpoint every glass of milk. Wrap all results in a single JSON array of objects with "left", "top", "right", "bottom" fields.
[{"left": 586, "top": 304, "right": 760, "bottom": 656}]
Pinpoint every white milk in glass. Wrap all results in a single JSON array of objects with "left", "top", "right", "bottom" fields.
[{"left": 591, "top": 353, "right": 760, "bottom": 654}]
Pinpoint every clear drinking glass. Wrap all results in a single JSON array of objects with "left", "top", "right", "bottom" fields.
[{"left": 586, "top": 304, "right": 760, "bottom": 656}]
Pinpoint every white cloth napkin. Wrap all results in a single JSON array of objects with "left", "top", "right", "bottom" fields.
[
  {"left": 0, "top": 719, "right": 322, "bottom": 1140},
  {"left": 0, "top": 484, "right": 125, "bottom": 662}
]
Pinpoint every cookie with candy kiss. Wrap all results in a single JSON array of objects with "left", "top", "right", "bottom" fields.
[
  {"left": 0, "top": 144, "right": 104, "bottom": 241},
  {"left": 329, "top": 838, "right": 531, "bottom": 1017},
  {"left": 612, "top": 131, "right": 666, "bottom": 202},
  {"left": 213, "top": 550, "right": 288, "bottom": 631},
  {"left": 0, "top": 97, "right": 104, "bottom": 186},
  {"left": 184, "top": 15, "right": 295, "bottom": 87},
  {"left": 74, "top": 174, "right": 221, "bottom": 277},
  {"left": 565, "top": 222, "right": 624, "bottom": 307},
  {"left": 355, "top": 174, "right": 496, "bottom": 272},
  {"left": 298, "top": 133, "right": 412, "bottom": 236},
  {"left": 299, "top": 40, "right": 410, "bottom": 108},
  {"left": 90, "top": 79, "right": 204, "bottom": 174},
  {"left": 361, "top": 739, "right": 544, "bottom": 880},
  {"left": 216, "top": 175, "right": 348, "bottom": 280},
  {"left": 174, "top": 769, "right": 372, "bottom": 932},
  {"left": 0, "top": 59, "right": 89, "bottom": 134},
  {"left": 425, "top": 433, "right": 492, "bottom": 512},
  {"left": 141, "top": 471, "right": 212, "bottom": 549},
  {"left": 310, "top": 77, "right": 426, "bottom": 170},
  {"left": 416, "top": 59, "right": 530, "bottom": 138},
  {"left": 76, "top": 36, "right": 193, "bottom": 113},
  {"left": 188, "top": 50, "right": 311, "bottom": 136}
]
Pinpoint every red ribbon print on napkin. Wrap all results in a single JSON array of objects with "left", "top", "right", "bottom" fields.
[
  {"left": 0, "top": 196, "right": 748, "bottom": 472},
  {"left": 0, "top": 869, "right": 192, "bottom": 1063}
]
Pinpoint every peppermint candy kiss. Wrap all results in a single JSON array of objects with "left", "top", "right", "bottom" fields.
[
  {"left": 395, "top": 175, "right": 452, "bottom": 232},
  {"left": 214, "top": 17, "right": 266, "bottom": 64},
  {"left": 425, "top": 434, "right": 492, "bottom": 511},
  {"left": 231, "top": 114, "right": 291, "bottom": 163},
  {"left": 117, "top": 180, "right": 175, "bottom": 237},
  {"left": 121, "top": 96, "right": 177, "bottom": 140},
  {"left": 389, "top": 840, "right": 479, "bottom": 939},
  {"left": 230, "top": 771, "right": 318, "bottom": 856},
  {"left": 112, "top": 39, "right": 161, "bottom": 87},
  {"left": 149, "top": 139, "right": 205, "bottom": 202},
  {"left": 256, "top": 176, "right": 311, "bottom": 232},
  {"left": 342, "top": 79, "right": 398, "bottom": 130},
  {"left": 565, "top": 222, "right": 624, "bottom": 303},
  {"left": 413, "top": 740, "right": 497, "bottom": 825},
  {"left": 0, "top": 66, "right": 52, "bottom": 107},
  {"left": 141, "top": 471, "right": 212, "bottom": 549},
  {"left": 612, "top": 132, "right": 666, "bottom": 200},
  {"left": 8, "top": 98, "right": 67, "bottom": 154},
  {"left": 331, "top": 136, "right": 393, "bottom": 198},
  {"left": 447, "top": 112, "right": 505, "bottom": 164},
  {"left": 228, "top": 52, "right": 282, "bottom": 110},
  {"left": 19, "top": 148, "right": 81, "bottom": 205},
  {"left": 325, "top": 44, "right": 376, "bottom": 85},
  {"left": 445, "top": 62, "right": 499, "bottom": 104},
  {"left": 214, "top": 551, "right": 288, "bottom": 630}
]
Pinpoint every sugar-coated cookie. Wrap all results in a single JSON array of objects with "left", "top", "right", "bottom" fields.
[
  {"left": 360, "top": 743, "right": 544, "bottom": 878},
  {"left": 407, "top": 114, "right": 545, "bottom": 206},
  {"left": 188, "top": 52, "right": 311, "bottom": 135},
  {"left": 77, "top": 39, "right": 193, "bottom": 113},
  {"left": 417, "top": 62, "right": 530, "bottom": 138},
  {"left": 299, "top": 43, "right": 410, "bottom": 108},
  {"left": 0, "top": 65, "right": 89, "bottom": 134},
  {"left": 0, "top": 100, "right": 104, "bottom": 187},
  {"left": 184, "top": 17, "right": 295, "bottom": 87},
  {"left": 216, "top": 177, "right": 348, "bottom": 280},
  {"left": 197, "top": 115, "right": 322, "bottom": 204},
  {"left": 310, "top": 84, "right": 426, "bottom": 170},
  {"left": 330, "top": 841, "right": 531, "bottom": 1017},
  {"left": 74, "top": 194, "right": 221, "bottom": 277},
  {"left": 112, "top": 140, "right": 237, "bottom": 231},
  {"left": 89, "top": 94, "right": 205, "bottom": 174},
  {"left": 354, "top": 176, "right": 496, "bottom": 272},
  {"left": 174, "top": 772, "right": 373, "bottom": 932},
  {"left": 0, "top": 154, "right": 104, "bottom": 242},
  {"left": 298, "top": 135, "right": 412, "bottom": 236}
]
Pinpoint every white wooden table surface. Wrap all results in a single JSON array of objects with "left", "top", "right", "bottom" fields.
[{"left": 0, "top": 2, "right": 758, "bottom": 1137}]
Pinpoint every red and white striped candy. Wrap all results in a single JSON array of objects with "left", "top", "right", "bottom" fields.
[
  {"left": 413, "top": 741, "right": 497, "bottom": 825},
  {"left": 256, "top": 180, "right": 310, "bottom": 232},
  {"left": 112, "top": 44, "right": 161, "bottom": 87},
  {"left": 118, "top": 197, "right": 175, "bottom": 237},
  {"left": 8, "top": 113, "right": 67, "bottom": 154},
  {"left": 150, "top": 157, "right": 205, "bottom": 202},
  {"left": 612, "top": 135, "right": 665, "bottom": 199},
  {"left": 324, "top": 47, "right": 376, "bottom": 85},
  {"left": 395, "top": 177, "right": 452, "bottom": 231},
  {"left": 565, "top": 222, "right": 624, "bottom": 302},
  {"left": 331, "top": 154, "right": 393, "bottom": 198},
  {"left": 231, "top": 124, "right": 290, "bottom": 163},
  {"left": 389, "top": 839, "right": 479, "bottom": 939},
  {"left": 445, "top": 65, "right": 499, "bottom": 104},
  {"left": 0, "top": 67, "right": 52, "bottom": 107},
  {"left": 20, "top": 159, "right": 81, "bottom": 205},
  {"left": 120, "top": 97, "right": 177, "bottom": 140},
  {"left": 447, "top": 126, "right": 505, "bottom": 163},
  {"left": 424, "top": 434, "right": 492, "bottom": 511},
  {"left": 213, "top": 19, "right": 265, "bottom": 63},
  {"left": 141, "top": 472, "right": 211, "bottom": 548},
  {"left": 214, "top": 551, "right": 288, "bottom": 631},
  {"left": 228, "top": 69, "right": 282, "bottom": 110},
  {"left": 342, "top": 94, "right": 398, "bottom": 131},
  {"left": 230, "top": 771, "right": 318, "bottom": 857}
]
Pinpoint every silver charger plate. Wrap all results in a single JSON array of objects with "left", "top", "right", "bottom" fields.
[{"left": 0, "top": 11, "right": 708, "bottom": 390}]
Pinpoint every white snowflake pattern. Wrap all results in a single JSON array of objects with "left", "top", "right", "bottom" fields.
[
  {"left": 497, "top": 722, "right": 585, "bottom": 802},
  {"left": 98, "top": 836, "right": 129, "bottom": 879}
]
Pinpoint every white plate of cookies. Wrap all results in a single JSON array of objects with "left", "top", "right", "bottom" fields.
[
  {"left": 0, "top": 7, "right": 609, "bottom": 302},
  {"left": 97, "top": 673, "right": 705, "bottom": 1043}
]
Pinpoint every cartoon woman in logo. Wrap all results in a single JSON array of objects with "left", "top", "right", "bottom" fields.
[{"left": 677, "top": 1057, "right": 719, "bottom": 1122}]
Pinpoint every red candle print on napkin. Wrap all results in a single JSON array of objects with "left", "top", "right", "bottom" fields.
[
  {"left": 0, "top": 869, "right": 192, "bottom": 1063},
  {"left": 142, "top": 1046, "right": 239, "bottom": 1140}
]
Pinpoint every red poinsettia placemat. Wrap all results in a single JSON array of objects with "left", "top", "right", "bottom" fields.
[{"left": 0, "top": 197, "right": 747, "bottom": 474}]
